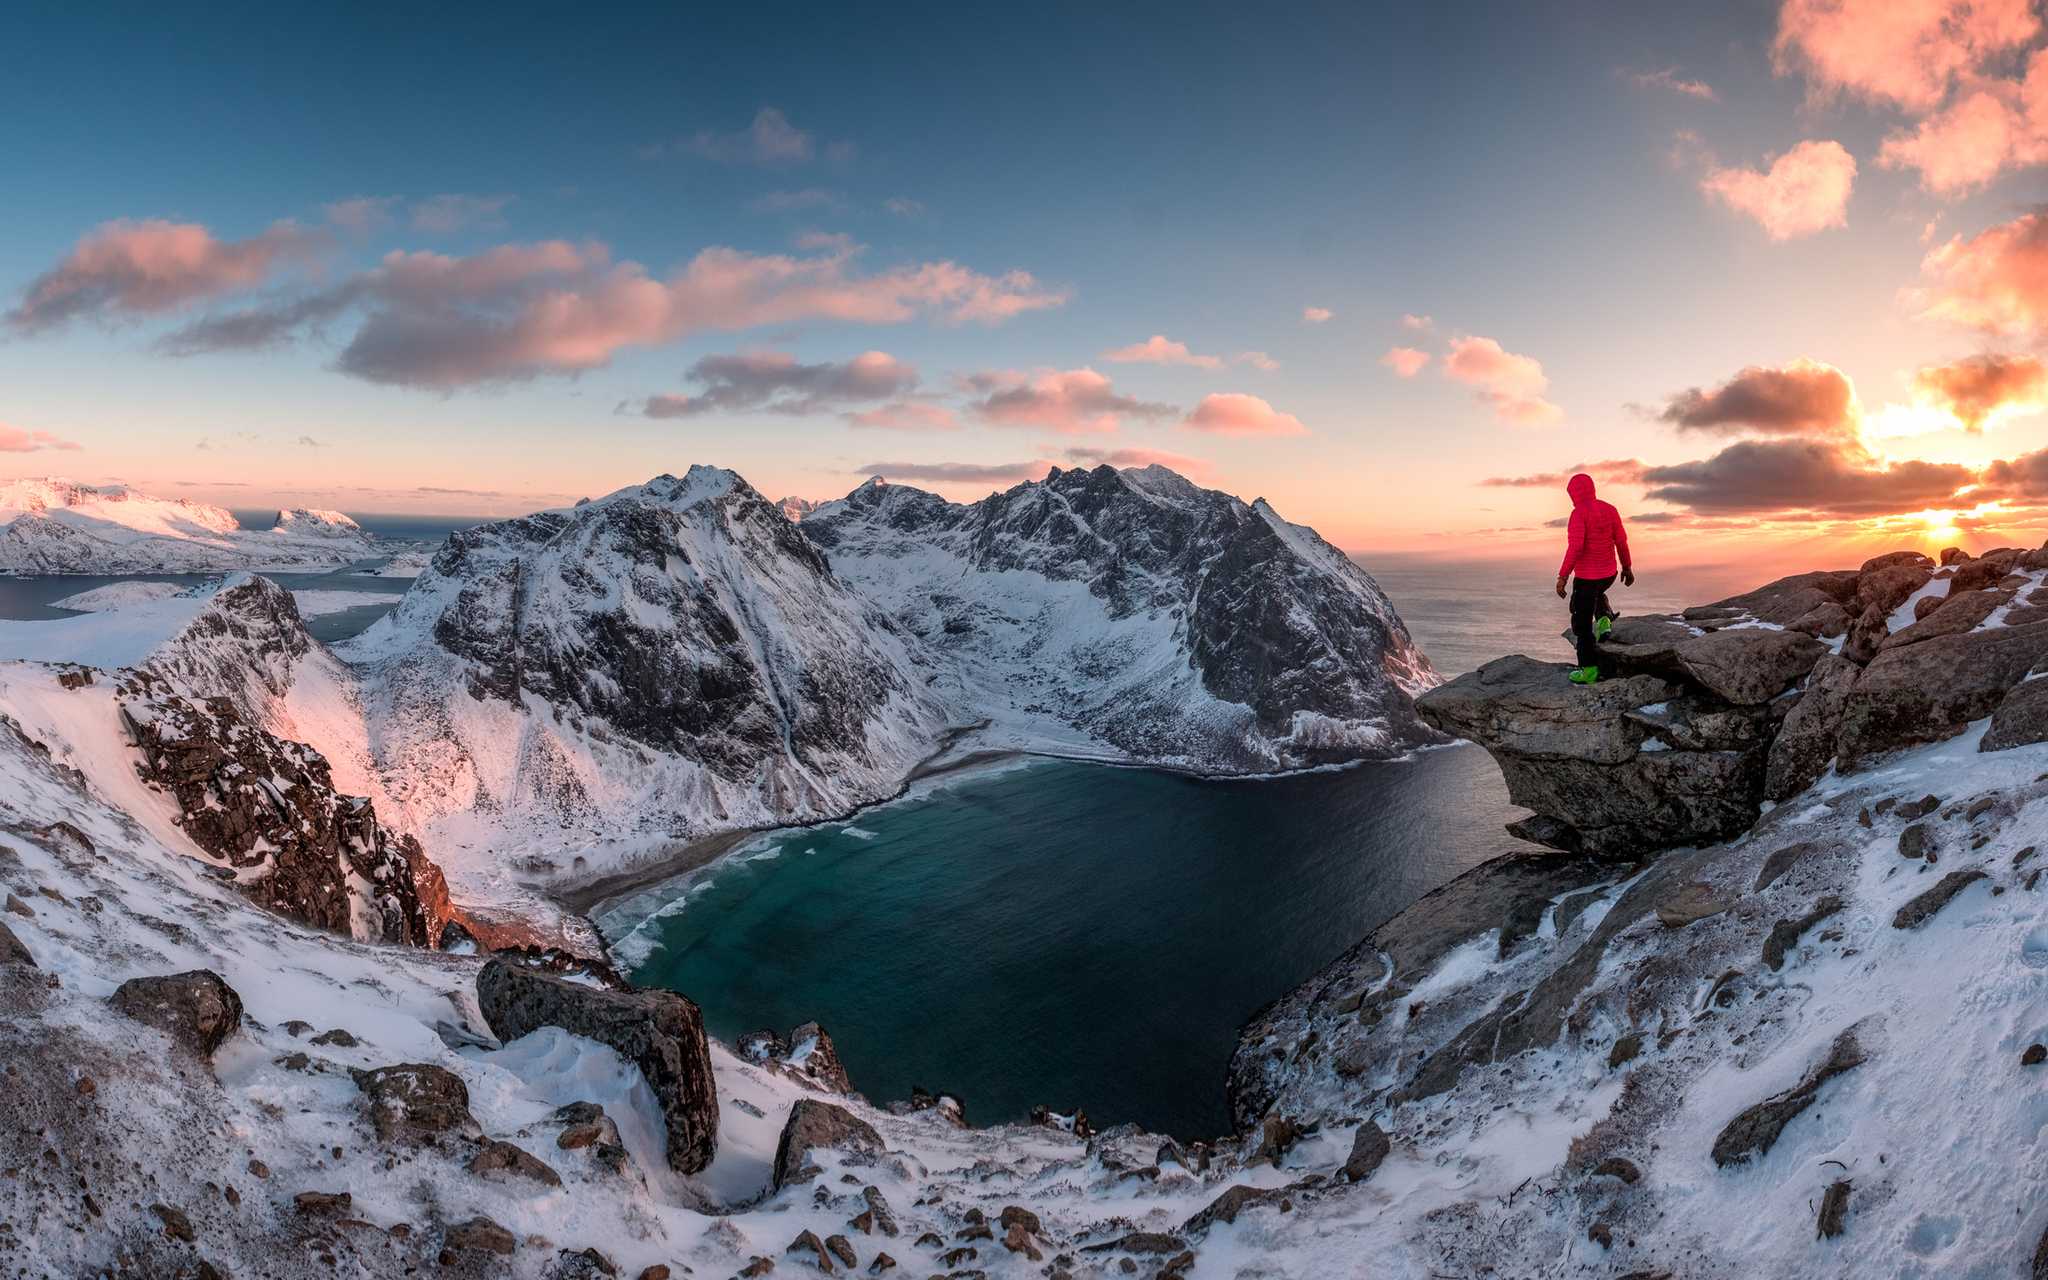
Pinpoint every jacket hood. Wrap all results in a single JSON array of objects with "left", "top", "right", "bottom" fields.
[{"left": 1567, "top": 473, "right": 1596, "bottom": 505}]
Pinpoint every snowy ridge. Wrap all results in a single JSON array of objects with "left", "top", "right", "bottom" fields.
[
  {"left": 337, "top": 467, "right": 950, "bottom": 896},
  {"left": 0, "top": 477, "right": 377, "bottom": 573},
  {"left": 802, "top": 464, "right": 1441, "bottom": 771}
]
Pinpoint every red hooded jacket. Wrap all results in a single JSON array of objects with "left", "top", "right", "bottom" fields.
[{"left": 1558, "top": 473, "right": 1630, "bottom": 581}]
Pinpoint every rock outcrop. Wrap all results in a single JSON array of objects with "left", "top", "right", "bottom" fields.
[
  {"left": 1418, "top": 548, "right": 2048, "bottom": 856},
  {"left": 108, "top": 970, "right": 244, "bottom": 1061},
  {"left": 119, "top": 682, "right": 451, "bottom": 948},
  {"left": 800, "top": 464, "right": 1442, "bottom": 770},
  {"left": 476, "top": 959, "right": 719, "bottom": 1174}
]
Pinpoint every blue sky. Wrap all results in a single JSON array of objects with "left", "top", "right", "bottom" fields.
[{"left": 7, "top": 1, "right": 2048, "bottom": 559}]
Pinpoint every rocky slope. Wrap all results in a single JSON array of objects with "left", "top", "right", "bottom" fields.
[
  {"left": 801, "top": 465, "right": 1440, "bottom": 770},
  {"left": 338, "top": 467, "right": 951, "bottom": 884},
  {"left": 1228, "top": 542, "right": 2048, "bottom": 1275},
  {"left": 0, "top": 478, "right": 377, "bottom": 573}
]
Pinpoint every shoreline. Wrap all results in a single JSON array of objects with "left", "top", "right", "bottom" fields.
[{"left": 553, "top": 726, "right": 1472, "bottom": 931}]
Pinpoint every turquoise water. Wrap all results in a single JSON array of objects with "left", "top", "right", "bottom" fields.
[{"left": 610, "top": 746, "right": 1521, "bottom": 1140}]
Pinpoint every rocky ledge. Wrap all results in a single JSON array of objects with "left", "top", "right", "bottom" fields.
[{"left": 1418, "top": 545, "right": 2048, "bottom": 856}]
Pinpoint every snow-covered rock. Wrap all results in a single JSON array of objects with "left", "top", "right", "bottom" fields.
[
  {"left": 339, "top": 467, "right": 950, "bottom": 884},
  {"left": 802, "top": 464, "right": 1441, "bottom": 771},
  {"left": 776, "top": 495, "right": 819, "bottom": 522},
  {"left": 0, "top": 478, "right": 376, "bottom": 573}
]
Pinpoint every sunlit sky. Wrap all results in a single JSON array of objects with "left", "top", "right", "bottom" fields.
[{"left": 8, "top": 1, "right": 2048, "bottom": 567}]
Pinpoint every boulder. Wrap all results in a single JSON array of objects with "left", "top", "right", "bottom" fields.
[
  {"left": 772, "top": 1099, "right": 883, "bottom": 1190},
  {"left": 469, "top": 1138, "right": 562, "bottom": 1186},
  {"left": 1418, "top": 655, "right": 1778, "bottom": 856},
  {"left": 1342, "top": 1120, "right": 1390, "bottom": 1182},
  {"left": 108, "top": 970, "right": 243, "bottom": 1060},
  {"left": 1670, "top": 627, "right": 1827, "bottom": 705},
  {"left": 351, "top": 1063, "right": 477, "bottom": 1145},
  {"left": 1682, "top": 570, "right": 1860, "bottom": 628},
  {"left": 1950, "top": 549, "right": 2022, "bottom": 593},
  {"left": 1855, "top": 558, "right": 1934, "bottom": 614},
  {"left": 1764, "top": 655, "right": 1859, "bottom": 800},
  {"left": 0, "top": 920, "right": 33, "bottom": 967},
  {"left": 1983, "top": 674, "right": 2048, "bottom": 752},
  {"left": 1880, "top": 587, "right": 2008, "bottom": 649},
  {"left": 1711, "top": 1028, "right": 1865, "bottom": 1167},
  {"left": 1837, "top": 625, "right": 2048, "bottom": 767},
  {"left": 478, "top": 959, "right": 719, "bottom": 1174}
]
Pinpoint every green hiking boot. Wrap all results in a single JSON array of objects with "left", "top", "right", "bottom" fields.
[
  {"left": 1594, "top": 615, "right": 1613, "bottom": 640},
  {"left": 1567, "top": 665, "right": 1600, "bottom": 685}
]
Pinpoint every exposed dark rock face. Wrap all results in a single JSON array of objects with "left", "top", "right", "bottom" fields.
[
  {"left": 1765, "top": 655, "right": 1858, "bottom": 801},
  {"left": 773, "top": 1098, "right": 883, "bottom": 1189},
  {"left": 1892, "top": 870, "right": 1988, "bottom": 929},
  {"left": 476, "top": 959, "right": 719, "bottom": 1174},
  {"left": 1417, "top": 653, "right": 1779, "bottom": 856},
  {"left": 801, "top": 464, "right": 1442, "bottom": 770},
  {"left": 1838, "top": 625, "right": 2048, "bottom": 766},
  {"left": 107, "top": 970, "right": 243, "bottom": 1060},
  {"left": 119, "top": 684, "right": 450, "bottom": 948},
  {"left": 0, "top": 920, "right": 32, "bottom": 967},
  {"left": 1983, "top": 674, "right": 2048, "bottom": 752},
  {"left": 739, "top": 1020, "right": 853, "bottom": 1093},
  {"left": 351, "top": 1063, "right": 477, "bottom": 1145},
  {"left": 1342, "top": 1121, "right": 1390, "bottom": 1182},
  {"left": 1711, "top": 1027, "right": 1867, "bottom": 1166},
  {"left": 371, "top": 468, "right": 945, "bottom": 829}
]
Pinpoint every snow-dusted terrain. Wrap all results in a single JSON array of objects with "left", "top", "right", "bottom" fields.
[
  {"left": 3, "top": 538, "right": 2047, "bottom": 1276},
  {"left": 0, "top": 479, "right": 377, "bottom": 573},
  {"left": 802, "top": 465, "right": 1440, "bottom": 771}
]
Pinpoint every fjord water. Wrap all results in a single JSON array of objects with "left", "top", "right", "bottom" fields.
[{"left": 612, "top": 746, "right": 1517, "bottom": 1140}]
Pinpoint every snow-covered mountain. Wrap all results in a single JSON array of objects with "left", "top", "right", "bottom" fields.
[
  {"left": 801, "top": 465, "right": 1440, "bottom": 770},
  {"left": 0, "top": 478, "right": 377, "bottom": 573},
  {"left": 339, "top": 467, "right": 949, "bottom": 884},
  {"left": 776, "top": 495, "right": 820, "bottom": 522}
]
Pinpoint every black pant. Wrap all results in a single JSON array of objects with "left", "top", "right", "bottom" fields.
[{"left": 1570, "top": 575, "right": 1616, "bottom": 668}]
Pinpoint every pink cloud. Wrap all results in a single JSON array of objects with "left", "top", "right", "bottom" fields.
[
  {"left": 0, "top": 423, "right": 81, "bottom": 453},
  {"left": 1699, "top": 139, "right": 1857, "bottom": 240},
  {"left": 1181, "top": 392, "right": 1308, "bottom": 437},
  {"left": 1443, "top": 336, "right": 1563, "bottom": 425},
  {"left": 1381, "top": 346, "right": 1431, "bottom": 378},
  {"left": 1235, "top": 350, "right": 1279, "bottom": 372},
  {"left": 966, "top": 367, "right": 1173, "bottom": 435},
  {"left": 855, "top": 459, "right": 1055, "bottom": 487},
  {"left": 1912, "top": 209, "right": 2048, "bottom": 339},
  {"left": 7, "top": 219, "right": 324, "bottom": 332},
  {"left": 1627, "top": 66, "right": 1719, "bottom": 101},
  {"left": 325, "top": 239, "right": 1067, "bottom": 388},
  {"left": 1400, "top": 313, "right": 1433, "bottom": 331},
  {"left": 845, "top": 401, "right": 960, "bottom": 430},
  {"left": 1877, "top": 58, "right": 2048, "bottom": 194},
  {"left": 1302, "top": 306, "right": 1334, "bottom": 323},
  {"left": 410, "top": 193, "right": 514, "bottom": 233},
  {"left": 1100, "top": 334, "right": 1224, "bottom": 369},
  {"left": 1773, "top": 0, "right": 2038, "bottom": 113}
]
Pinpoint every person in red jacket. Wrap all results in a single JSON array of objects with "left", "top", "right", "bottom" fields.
[{"left": 1553, "top": 471, "right": 1633, "bottom": 685}]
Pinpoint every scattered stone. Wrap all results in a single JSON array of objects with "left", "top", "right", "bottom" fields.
[
  {"left": 350, "top": 1062, "right": 476, "bottom": 1145},
  {"left": 636, "top": 1267, "right": 671, "bottom": 1280},
  {"left": 1608, "top": 1034, "right": 1642, "bottom": 1068},
  {"left": 1763, "top": 895, "right": 1845, "bottom": 971},
  {"left": 469, "top": 1138, "right": 563, "bottom": 1186},
  {"left": 1342, "top": 1120, "right": 1390, "bottom": 1183},
  {"left": 1591, "top": 1157, "right": 1640, "bottom": 1184},
  {"left": 939, "top": 1245, "right": 977, "bottom": 1266},
  {"left": 477, "top": 959, "right": 718, "bottom": 1174},
  {"left": 849, "top": 1185, "right": 898, "bottom": 1237},
  {"left": 1893, "top": 870, "right": 1988, "bottom": 929},
  {"left": 772, "top": 1099, "right": 883, "bottom": 1190},
  {"left": 108, "top": 969, "right": 243, "bottom": 1060},
  {"left": 248, "top": 1159, "right": 270, "bottom": 1179},
  {"left": 1895, "top": 795, "right": 1942, "bottom": 821},
  {"left": 1817, "top": 1180, "right": 1851, "bottom": 1239},
  {"left": 1966, "top": 796, "right": 2000, "bottom": 822},
  {"left": 738, "top": 1259, "right": 774, "bottom": 1278},
  {"left": 280, "top": 1020, "right": 312, "bottom": 1038},
  {"left": 2, "top": 894, "right": 30, "bottom": 918},
  {"left": 444, "top": 1215, "right": 517, "bottom": 1256},
  {"left": 1156, "top": 1139, "right": 1190, "bottom": 1169},
  {"left": 913, "top": 1232, "right": 943, "bottom": 1248},
  {"left": 1899, "top": 824, "right": 1933, "bottom": 860},
  {"left": 294, "top": 1190, "right": 352, "bottom": 1215},
  {"left": 2023, "top": 1043, "right": 2045, "bottom": 1066},
  {"left": 1712, "top": 1028, "right": 1867, "bottom": 1167},
  {"left": 1588, "top": 1223, "right": 1613, "bottom": 1248},
  {"left": 1754, "top": 841, "right": 1822, "bottom": 893},
  {"left": 310, "top": 1027, "right": 358, "bottom": 1047},
  {"left": 1001, "top": 1224, "right": 1041, "bottom": 1261},
  {"left": 824, "top": 1234, "right": 857, "bottom": 1268},
  {"left": 1253, "top": 1113, "right": 1301, "bottom": 1164},
  {"left": 151, "top": 1203, "right": 194, "bottom": 1242},
  {"left": 1185, "top": 1185, "right": 1285, "bottom": 1233},
  {"left": 0, "top": 920, "right": 33, "bottom": 967},
  {"left": 866, "top": 1254, "right": 894, "bottom": 1274},
  {"left": 997, "top": 1206, "right": 1040, "bottom": 1235},
  {"left": 1656, "top": 881, "right": 1733, "bottom": 928},
  {"left": 553, "top": 1247, "right": 620, "bottom": 1278}
]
